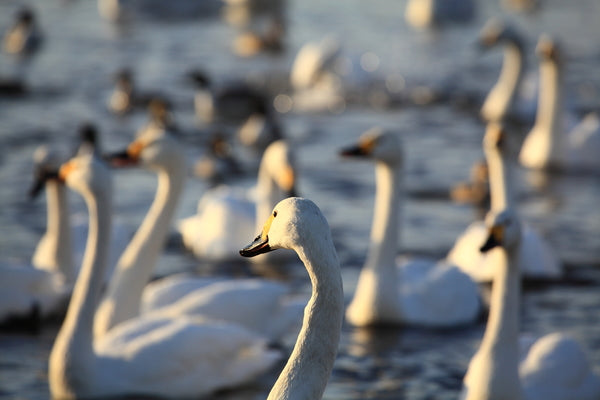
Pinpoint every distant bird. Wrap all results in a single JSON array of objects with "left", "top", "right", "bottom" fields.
[
  {"left": 3, "top": 6, "right": 43, "bottom": 57},
  {"left": 239, "top": 197, "right": 344, "bottom": 400},
  {"left": 405, "top": 0, "right": 475, "bottom": 29},
  {"left": 107, "top": 68, "right": 154, "bottom": 115},
  {"left": 478, "top": 18, "right": 536, "bottom": 125},
  {"left": 460, "top": 208, "right": 600, "bottom": 400},
  {"left": 189, "top": 69, "right": 270, "bottom": 125},
  {"left": 98, "top": 0, "right": 222, "bottom": 23},
  {"left": 519, "top": 35, "right": 600, "bottom": 172},
  {"left": 193, "top": 131, "right": 243, "bottom": 185},
  {"left": 237, "top": 100, "right": 284, "bottom": 154},
  {"left": 232, "top": 18, "right": 285, "bottom": 58},
  {"left": 450, "top": 160, "right": 490, "bottom": 207},
  {"left": 341, "top": 128, "right": 481, "bottom": 328}
]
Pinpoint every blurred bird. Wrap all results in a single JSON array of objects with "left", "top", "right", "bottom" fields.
[{"left": 405, "top": 0, "right": 475, "bottom": 29}]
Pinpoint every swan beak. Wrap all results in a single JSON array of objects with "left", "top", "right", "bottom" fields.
[
  {"left": 240, "top": 234, "right": 272, "bottom": 257},
  {"left": 29, "top": 167, "right": 59, "bottom": 199},
  {"left": 104, "top": 141, "right": 144, "bottom": 167},
  {"left": 339, "top": 144, "right": 368, "bottom": 157},
  {"left": 480, "top": 226, "right": 504, "bottom": 253}
]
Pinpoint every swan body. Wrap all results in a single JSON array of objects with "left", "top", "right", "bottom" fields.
[
  {"left": 478, "top": 19, "right": 536, "bottom": 124},
  {"left": 341, "top": 129, "right": 481, "bottom": 328},
  {"left": 94, "top": 126, "right": 187, "bottom": 338},
  {"left": 178, "top": 139, "right": 297, "bottom": 261},
  {"left": 240, "top": 197, "right": 344, "bottom": 400},
  {"left": 461, "top": 209, "right": 600, "bottom": 400},
  {"left": 519, "top": 35, "right": 600, "bottom": 172},
  {"left": 405, "top": 0, "right": 475, "bottom": 29},
  {"left": 49, "top": 153, "right": 279, "bottom": 399},
  {"left": 448, "top": 124, "right": 563, "bottom": 283}
]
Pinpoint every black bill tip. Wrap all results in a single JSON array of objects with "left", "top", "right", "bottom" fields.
[
  {"left": 480, "top": 233, "right": 501, "bottom": 253},
  {"left": 239, "top": 234, "right": 272, "bottom": 257}
]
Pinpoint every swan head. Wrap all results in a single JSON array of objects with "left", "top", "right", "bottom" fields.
[
  {"left": 261, "top": 140, "right": 297, "bottom": 196},
  {"left": 478, "top": 18, "right": 524, "bottom": 49},
  {"left": 240, "top": 197, "right": 331, "bottom": 256},
  {"left": 339, "top": 127, "right": 402, "bottom": 166},
  {"left": 536, "top": 34, "right": 561, "bottom": 63},
  {"left": 483, "top": 123, "right": 506, "bottom": 152},
  {"left": 77, "top": 122, "right": 100, "bottom": 157},
  {"left": 29, "top": 146, "right": 62, "bottom": 198},
  {"left": 480, "top": 208, "right": 522, "bottom": 253},
  {"left": 59, "top": 154, "right": 112, "bottom": 198}
]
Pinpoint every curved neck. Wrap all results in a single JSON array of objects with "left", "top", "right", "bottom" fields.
[
  {"left": 94, "top": 159, "right": 185, "bottom": 337},
  {"left": 486, "top": 146, "right": 513, "bottom": 212},
  {"left": 365, "top": 162, "right": 402, "bottom": 271},
  {"left": 32, "top": 180, "right": 74, "bottom": 281},
  {"left": 267, "top": 241, "right": 343, "bottom": 400},
  {"left": 50, "top": 186, "right": 112, "bottom": 388},
  {"left": 535, "top": 59, "right": 562, "bottom": 133}
]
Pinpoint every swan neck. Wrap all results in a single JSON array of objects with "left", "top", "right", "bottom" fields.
[
  {"left": 479, "top": 246, "right": 521, "bottom": 369},
  {"left": 267, "top": 242, "right": 343, "bottom": 400},
  {"left": 365, "top": 162, "right": 401, "bottom": 270},
  {"left": 50, "top": 186, "right": 112, "bottom": 384},
  {"left": 94, "top": 159, "right": 185, "bottom": 337},
  {"left": 486, "top": 146, "right": 513, "bottom": 212},
  {"left": 33, "top": 180, "right": 74, "bottom": 280},
  {"left": 535, "top": 59, "right": 563, "bottom": 133},
  {"left": 497, "top": 44, "right": 524, "bottom": 104}
]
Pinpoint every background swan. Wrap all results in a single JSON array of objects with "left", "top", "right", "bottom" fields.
[
  {"left": 341, "top": 128, "right": 481, "bottom": 328},
  {"left": 239, "top": 197, "right": 344, "bottom": 400},
  {"left": 49, "top": 152, "right": 280, "bottom": 399},
  {"left": 519, "top": 35, "right": 600, "bottom": 172},
  {"left": 405, "top": 0, "right": 475, "bottom": 29},
  {"left": 478, "top": 18, "right": 536, "bottom": 124},
  {"left": 461, "top": 208, "right": 600, "bottom": 400},
  {"left": 447, "top": 124, "right": 563, "bottom": 282},
  {"left": 178, "top": 139, "right": 297, "bottom": 261}
]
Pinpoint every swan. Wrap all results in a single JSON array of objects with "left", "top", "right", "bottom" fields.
[
  {"left": 405, "top": 0, "right": 475, "bottom": 29},
  {"left": 93, "top": 125, "right": 187, "bottom": 338},
  {"left": 461, "top": 208, "right": 600, "bottom": 400},
  {"left": 239, "top": 197, "right": 344, "bottom": 400},
  {"left": 519, "top": 35, "right": 600, "bottom": 172},
  {"left": 447, "top": 124, "right": 563, "bottom": 282},
  {"left": 478, "top": 18, "right": 536, "bottom": 124},
  {"left": 49, "top": 152, "right": 280, "bottom": 399},
  {"left": 178, "top": 138, "right": 297, "bottom": 261},
  {"left": 341, "top": 128, "right": 481, "bottom": 328}
]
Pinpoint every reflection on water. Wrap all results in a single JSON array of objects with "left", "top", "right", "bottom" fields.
[{"left": 0, "top": 0, "right": 599, "bottom": 399}]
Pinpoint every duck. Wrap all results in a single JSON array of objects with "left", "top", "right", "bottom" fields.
[
  {"left": 193, "top": 131, "right": 243, "bottom": 185},
  {"left": 237, "top": 99, "right": 284, "bottom": 154},
  {"left": 106, "top": 68, "right": 154, "bottom": 115},
  {"left": 189, "top": 69, "right": 270, "bottom": 126},
  {"left": 519, "top": 35, "right": 600, "bottom": 172},
  {"left": 3, "top": 6, "right": 43, "bottom": 57},
  {"left": 178, "top": 139, "right": 297, "bottom": 262},
  {"left": 450, "top": 160, "right": 490, "bottom": 207},
  {"left": 239, "top": 197, "right": 344, "bottom": 400},
  {"left": 405, "top": 0, "right": 475, "bottom": 29},
  {"left": 478, "top": 18, "right": 536, "bottom": 125},
  {"left": 232, "top": 17, "right": 285, "bottom": 58},
  {"left": 460, "top": 208, "right": 600, "bottom": 400},
  {"left": 341, "top": 128, "right": 481, "bottom": 328},
  {"left": 49, "top": 152, "right": 280, "bottom": 399},
  {"left": 447, "top": 123, "right": 563, "bottom": 282}
]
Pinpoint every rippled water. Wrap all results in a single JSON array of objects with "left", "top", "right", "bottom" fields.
[{"left": 1, "top": 0, "right": 599, "bottom": 399}]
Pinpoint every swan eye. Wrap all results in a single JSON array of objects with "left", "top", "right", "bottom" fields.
[{"left": 273, "top": 211, "right": 277, "bottom": 218}]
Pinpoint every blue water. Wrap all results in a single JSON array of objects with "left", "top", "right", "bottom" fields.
[{"left": 0, "top": 0, "right": 599, "bottom": 399}]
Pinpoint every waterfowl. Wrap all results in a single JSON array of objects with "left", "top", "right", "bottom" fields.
[
  {"left": 461, "top": 208, "right": 600, "bottom": 400},
  {"left": 232, "top": 17, "right": 285, "bottom": 58},
  {"left": 478, "top": 18, "right": 536, "bottom": 124},
  {"left": 447, "top": 124, "right": 562, "bottom": 282},
  {"left": 405, "top": 0, "right": 475, "bottom": 29},
  {"left": 3, "top": 6, "right": 43, "bottom": 57},
  {"left": 49, "top": 152, "right": 280, "bottom": 399},
  {"left": 450, "top": 160, "right": 490, "bottom": 207},
  {"left": 106, "top": 68, "right": 154, "bottom": 115},
  {"left": 240, "top": 197, "right": 344, "bottom": 400},
  {"left": 341, "top": 128, "right": 481, "bottom": 328},
  {"left": 178, "top": 139, "right": 297, "bottom": 261},
  {"left": 98, "top": 0, "right": 222, "bottom": 23},
  {"left": 519, "top": 35, "right": 600, "bottom": 172},
  {"left": 237, "top": 100, "right": 284, "bottom": 154}
]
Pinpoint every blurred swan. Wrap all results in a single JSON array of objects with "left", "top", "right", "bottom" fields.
[
  {"left": 461, "top": 208, "right": 600, "bottom": 400},
  {"left": 478, "top": 18, "right": 536, "bottom": 124},
  {"left": 341, "top": 129, "right": 481, "bottom": 328},
  {"left": 98, "top": 0, "right": 222, "bottom": 23},
  {"left": 94, "top": 125, "right": 187, "bottom": 338},
  {"left": 178, "top": 139, "right": 297, "bottom": 261},
  {"left": 239, "top": 197, "right": 344, "bottom": 399},
  {"left": 189, "top": 69, "right": 270, "bottom": 125},
  {"left": 447, "top": 124, "right": 562, "bottom": 282},
  {"left": 49, "top": 153, "right": 280, "bottom": 399},
  {"left": 519, "top": 35, "right": 600, "bottom": 172},
  {"left": 289, "top": 36, "right": 346, "bottom": 113},
  {"left": 405, "top": 0, "right": 475, "bottom": 29}
]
